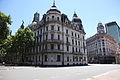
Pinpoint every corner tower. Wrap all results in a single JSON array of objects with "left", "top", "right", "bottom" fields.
[
  {"left": 97, "top": 23, "right": 105, "bottom": 34},
  {"left": 72, "top": 12, "right": 84, "bottom": 31},
  {"left": 46, "top": 1, "right": 61, "bottom": 22},
  {"left": 32, "top": 12, "right": 40, "bottom": 22}
]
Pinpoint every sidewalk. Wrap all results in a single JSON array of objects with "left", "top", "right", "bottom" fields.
[{"left": 85, "top": 69, "right": 120, "bottom": 80}]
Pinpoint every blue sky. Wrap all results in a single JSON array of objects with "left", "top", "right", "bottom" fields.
[{"left": 0, "top": 0, "right": 120, "bottom": 38}]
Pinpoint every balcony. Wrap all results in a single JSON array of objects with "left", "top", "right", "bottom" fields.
[
  {"left": 42, "top": 49, "right": 64, "bottom": 53},
  {"left": 46, "top": 19, "right": 61, "bottom": 24},
  {"left": 43, "top": 39, "right": 64, "bottom": 44},
  {"left": 66, "top": 42, "right": 70, "bottom": 45},
  {"left": 72, "top": 52, "right": 83, "bottom": 55}
]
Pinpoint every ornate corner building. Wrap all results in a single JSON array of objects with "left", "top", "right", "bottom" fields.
[{"left": 25, "top": 2, "right": 87, "bottom": 66}]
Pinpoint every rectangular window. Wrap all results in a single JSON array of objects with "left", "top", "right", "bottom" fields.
[
  {"left": 102, "top": 41, "right": 105, "bottom": 46},
  {"left": 75, "top": 40, "right": 77, "bottom": 45},
  {"left": 78, "top": 34, "right": 79, "bottom": 38},
  {"left": 46, "top": 26, "right": 48, "bottom": 31},
  {"left": 72, "top": 32, "right": 73, "bottom": 36},
  {"left": 76, "top": 48, "right": 77, "bottom": 52},
  {"left": 67, "top": 57, "right": 69, "bottom": 62},
  {"left": 51, "top": 44, "right": 54, "bottom": 50},
  {"left": 58, "top": 26, "right": 60, "bottom": 31},
  {"left": 67, "top": 46, "right": 69, "bottom": 51},
  {"left": 66, "top": 37, "right": 68, "bottom": 43},
  {"left": 58, "top": 44, "right": 60, "bottom": 50},
  {"left": 66, "top": 29, "right": 68, "bottom": 34},
  {"left": 45, "top": 55, "right": 47, "bottom": 62},
  {"left": 51, "top": 25, "right": 54, "bottom": 30},
  {"left": 57, "top": 17, "right": 59, "bottom": 21},
  {"left": 46, "top": 35, "right": 48, "bottom": 40},
  {"left": 78, "top": 41, "right": 80, "bottom": 45},
  {"left": 72, "top": 47, "right": 74, "bottom": 52},
  {"left": 79, "top": 49, "right": 80, "bottom": 52},
  {"left": 58, "top": 35, "right": 60, "bottom": 40},
  {"left": 79, "top": 57, "right": 82, "bottom": 61},
  {"left": 103, "top": 48, "right": 106, "bottom": 52},
  {"left": 39, "top": 56, "right": 40, "bottom": 61},
  {"left": 75, "top": 33, "right": 76, "bottom": 37},
  {"left": 57, "top": 55, "right": 61, "bottom": 62},
  {"left": 51, "top": 34, "right": 54, "bottom": 40}
]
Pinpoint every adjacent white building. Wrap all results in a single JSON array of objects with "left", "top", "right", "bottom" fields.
[
  {"left": 26, "top": 2, "right": 87, "bottom": 66},
  {"left": 86, "top": 23, "right": 118, "bottom": 64}
]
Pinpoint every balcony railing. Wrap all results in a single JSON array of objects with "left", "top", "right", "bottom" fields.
[
  {"left": 43, "top": 39, "right": 64, "bottom": 44},
  {"left": 42, "top": 49, "right": 64, "bottom": 53},
  {"left": 72, "top": 52, "right": 83, "bottom": 55},
  {"left": 66, "top": 42, "right": 70, "bottom": 45},
  {"left": 46, "top": 19, "right": 61, "bottom": 24}
]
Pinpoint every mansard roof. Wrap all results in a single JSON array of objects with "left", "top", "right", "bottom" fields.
[{"left": 72, "top": 12, "right": 82, "bottom": 23}]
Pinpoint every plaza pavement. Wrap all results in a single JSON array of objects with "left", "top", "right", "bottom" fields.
[
  {"left": 0, "top": 64, "right": 120, "bottom": 80},
  {"left": 84, "top": 69, "right": 120, "bottom": 80}
]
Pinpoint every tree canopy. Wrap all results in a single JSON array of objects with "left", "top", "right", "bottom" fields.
[
  {"left": 0, "top": 12, "right": 12, "bottom": 42},
  {"left": 14, "top": 27, "right": 34, "bottom": 54},
  {"left": 5, "top": 27, "right": 34, "bottom": 63},
  {"left": 0, "top": 12, "right": 12, "bottom": 59},
  {"left": 0, "top": 12, "right": 34, "bottom": 63}
]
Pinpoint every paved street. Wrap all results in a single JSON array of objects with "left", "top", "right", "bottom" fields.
[{"left": 0, "top": 64, "right": 120, "bottom": 80}]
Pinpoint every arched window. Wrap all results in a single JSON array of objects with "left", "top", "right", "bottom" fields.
[
  {"left": 57, "top": 17, "right": 59, "bottom": 21},
  {"left": 52, "top": 16, "right": 54, "bottom": 20}
]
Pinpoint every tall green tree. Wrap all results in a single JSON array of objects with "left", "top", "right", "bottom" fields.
[
  {"left": 13, "top": 27, "right": 34, "bottom": 63},
  {"left": 4, "top": 27, "right": 34, "bottom": 64},
  {"left": 0, "top": 12, "right": 12, "bottom": 42},
  {"left": 0, "top": 12, "right": 12, "bottom": 60},
  {"left": 1, "top": 36, "right": 14, "bottom": 63}
]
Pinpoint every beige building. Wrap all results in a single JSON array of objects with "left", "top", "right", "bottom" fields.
[
  {"left": 25, "top": 2, "right": 87, "bottom": 66},
  {"left": 86, "top": 23, "right": 118, "bottom": 64}
]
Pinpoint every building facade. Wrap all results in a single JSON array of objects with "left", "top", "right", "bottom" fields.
[
  {"left": 25, "top": 2, "right": 87, "bottom": 66},
  {"left": 116, "top": 43, "right": 120, "bottom": 64},
  {"left": 86, "top": 23, "right": 118, "bottom": 64},
  {"left": 105, "top": 21, "right": 120, "bottom": 43}
]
